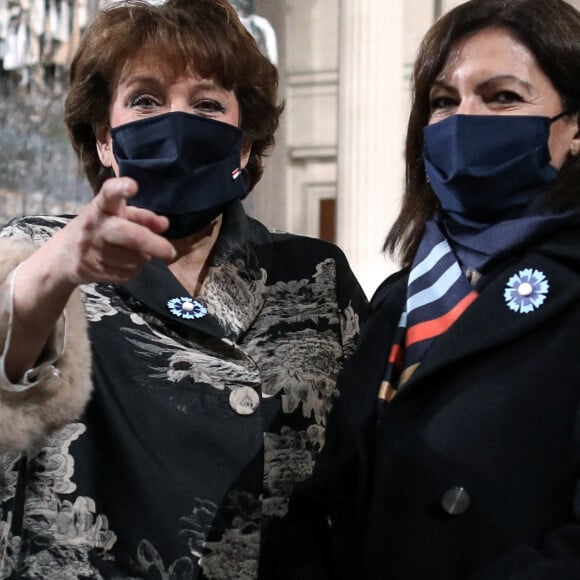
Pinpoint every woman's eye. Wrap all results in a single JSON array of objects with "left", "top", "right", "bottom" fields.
[
  {"left": 430, "top": 95, "right": 457, "bottom": 111},
  {"left": 195, "top": 100, "right": 226, "bottom": 115},
  {"left": 129, "top": 93, "right": 161, "bottom": 109},
  {"left": 493, "top": 90, "right": 523, "bottom": 104}
]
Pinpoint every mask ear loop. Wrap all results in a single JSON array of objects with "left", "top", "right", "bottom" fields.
[{"left": 550, "top": 110, "right": 575, "bottom": 123}]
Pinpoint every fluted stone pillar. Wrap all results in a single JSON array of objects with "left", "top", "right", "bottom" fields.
[{"left": 336, "top": 0, "right": 405, "bottom": 298}]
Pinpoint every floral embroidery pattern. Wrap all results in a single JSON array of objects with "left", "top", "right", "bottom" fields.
[
  {"left": 134, "top": 540, "right": 195, "bottom": 580},
  {"left": 263, "top": 425, "right": 325, "bottom": 517},
  {"left": 201, "top": 261, "right": 267, "bottom": 338},
  {"left": 123, "top": 325, "right": 262, "bottom": 396},
  {"left": 181, "top": 492, "right": 260, "bottom": 580},
  {"left": 0, "top": 213, "right": 363, "bottom": 580},
  {"left": 340, "top": 305, "right": 360, "bottom": 359},
  {"left": 0, "top": 216, "right": 69, "bottom": 246},
  {"left": 504, "top": 268, "right": 549, "bottom": 314},
  {"left": 5, "top": 424, "right": 117, "bottom": 579},
  {"left": 0, "top": 452, "right": 22, "bottom": 578},
  {"left": 82, "top": 284, "right": 118, "bottom": 323},
  {"left": 259, "top": 329, "right": 343, "bottom": 424}
]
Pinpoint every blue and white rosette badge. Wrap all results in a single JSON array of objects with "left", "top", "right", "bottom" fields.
[
  {"left": 167, "top": 297, "right": 208, "bottom": 319},
  {"left": 504, "top": 268, "right": 549, "bottom": 314}
]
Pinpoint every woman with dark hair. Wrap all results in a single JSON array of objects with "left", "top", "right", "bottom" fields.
[
  {"left": 281, "top": 0, "right": 580, "bottom": 578},
  {"left": 0, "top": 1, "right": 366, "bottom": 578}
]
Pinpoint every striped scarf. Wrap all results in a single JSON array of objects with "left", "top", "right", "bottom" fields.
[{"left": 379, "top": 219, "right": 478, "bottom": 403}]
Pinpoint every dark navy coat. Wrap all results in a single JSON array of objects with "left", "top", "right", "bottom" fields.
[{"left": 280, "top": 227, "right": 580, "bottom": 580}]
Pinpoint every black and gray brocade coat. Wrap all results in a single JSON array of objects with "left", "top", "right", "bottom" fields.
[{"left": 0, "top": 201, "right": 367, "bottom": 580}]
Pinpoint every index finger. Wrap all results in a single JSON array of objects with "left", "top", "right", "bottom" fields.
[{"left": 95, "top": 177, "right": 138, "bottom": 217}]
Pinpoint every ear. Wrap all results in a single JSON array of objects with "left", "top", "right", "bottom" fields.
[
  {"left": 95, "top": 125, "right": 115, "bottom": 168},
  {"left": 240, "top": 139, "right": 252, "bottom": 169},
  {"left": 570, "top": 114, "right": 580, "bottom": 157},
  {"left": 570, "top": 136, "right": 580, "bottom": 157}
]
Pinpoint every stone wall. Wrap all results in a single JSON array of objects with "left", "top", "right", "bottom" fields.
[{"left": 0, "top": 68, "right": 91, "bottom": 223}]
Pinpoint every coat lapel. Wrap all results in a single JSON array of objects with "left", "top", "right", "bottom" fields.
[
  {"left": 123, "top": 202, "right": 270, "bottom": 342},
  {"left": 397, "top": 239, "right": 580, "bottom": 397},
  {"left": 123, "top": 259, "right": 228, "bottom": 338}
]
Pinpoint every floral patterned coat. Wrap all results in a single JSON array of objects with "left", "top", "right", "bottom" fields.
[{"left": 0, "top": 201, "right": 367, "bottom": 580}]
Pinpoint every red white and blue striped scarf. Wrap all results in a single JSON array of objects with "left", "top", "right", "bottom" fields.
[{"left": 379, "top": 219, "right": 477, "bottom": 403}]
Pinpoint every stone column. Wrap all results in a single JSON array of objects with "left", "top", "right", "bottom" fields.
[{"left": 336, "top": 0, "right": 405, "bottom": 298}]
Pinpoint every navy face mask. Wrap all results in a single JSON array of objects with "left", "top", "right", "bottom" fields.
[
  {"left": 422, "top": 114, "right": 565, "bottom": 222},
  {"left": 111, "top": 111, "right": 247, "bottom": 238}
]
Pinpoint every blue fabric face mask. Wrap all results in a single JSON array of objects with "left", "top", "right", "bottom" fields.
[
  {"left": 111, "top": 111, "right": 247, "bottom": 238},
  {"left": 422, "top": 114, "right": 564, "bottom": 222}
]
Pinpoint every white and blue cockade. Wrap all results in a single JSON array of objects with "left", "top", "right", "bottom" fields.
[
  {"left": 504, "top": 268, "right": 549, "bottom": 314},
  {"left": 167, "top": 297, "right": 208, "bottom": 319}
]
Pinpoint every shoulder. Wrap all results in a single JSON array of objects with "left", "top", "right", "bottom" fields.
[
  {"left": 368, "top": 268, "right": 408, "bottom": 312},
  {"left": 248, "top": 219, "right": 368, "bottom": 310},
  {"left": 0, "top": 215, "right": 73, "bottom": 245},
  {"left": 249, "top": 218, "right": 352, "bottom": 273},
  {"left": 534, "top": 225, "right": 580, "bottom": 272},
  {"left": 269, "top": 227, "right": 350, "bottom": 263}
]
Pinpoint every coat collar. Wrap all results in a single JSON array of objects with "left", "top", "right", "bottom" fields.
[
  {"left": 123, "top": 201, "right": 271, "bottom": 342},
  {"left": 389, "top": 227, "right": 580, "bottom": 399}
]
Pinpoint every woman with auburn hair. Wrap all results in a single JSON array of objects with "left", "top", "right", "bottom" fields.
[
  {"left": 0, "top": 1, "right": 366, "bottom": 577},
  {"left": 281, "top": 0, "right": 580, "bottom": 578}
]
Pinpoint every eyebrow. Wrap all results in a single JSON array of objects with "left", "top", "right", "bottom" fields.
[
  {"left": 119, "top": 73, "right": 161, "bottom": 87},
  {"left": 119, "top": 73, "right": 226, "bottom": 92},
  {"left": 478, "top": 75, "right": 533, "bottom": 93},
  {"left": 430, "top": 79, "right": 456, "bottom": 94},
  {"left": 430, "top": 75, "right": 534, "bottom": 94},
  {"left": 192, "top": 79, "right": 229, "bottom": 94}
]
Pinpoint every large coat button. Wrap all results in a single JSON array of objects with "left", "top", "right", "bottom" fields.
[
  {"left": 229, "top": 387, "right": 260, "bottom": 415},
  {"left": 441, "top": 486, "right": 470, "bottom": 515}
]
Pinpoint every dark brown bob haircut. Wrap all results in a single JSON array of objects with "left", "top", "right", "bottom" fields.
[
  {"left": 64, "top": 0, "right": 283, "bottom": 194},
  {"left": 386, "top": 0, "right": 580, "bottom": 267}
]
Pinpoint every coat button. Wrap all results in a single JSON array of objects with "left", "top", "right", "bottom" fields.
[
  {"left": 441, "top": 486, "right": 470, "bottom": 515},
  {"left": 229, "top": 387, "right": 260, "bottom": 415}
]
